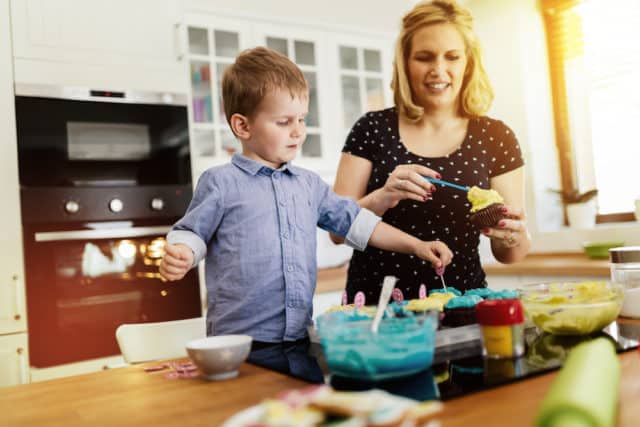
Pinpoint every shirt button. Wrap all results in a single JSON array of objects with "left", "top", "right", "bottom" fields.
[
  {"left": 273, "top": 173, "right": 280, "bottom": 180},
  {"left": 279, "top": 199, "right": 286, "bottom": 206},
  {"left": 283, "top": 231, "right": 289, "bottom": 239},
  {"left": 287, "top": 265, "right": 294, "bottom": 272}
]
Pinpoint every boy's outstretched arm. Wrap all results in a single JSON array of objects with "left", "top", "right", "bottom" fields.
[{"left": 367, "top": 222, "right": 453, "bottom": 269}]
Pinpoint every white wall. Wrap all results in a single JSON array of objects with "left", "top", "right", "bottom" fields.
[{"left": 184, "top": 0, "right": 413, "bottom": 34}]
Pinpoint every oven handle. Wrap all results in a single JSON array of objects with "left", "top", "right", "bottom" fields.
[{"left": 34, "top": 226, "right": 172, "bottom": 242}]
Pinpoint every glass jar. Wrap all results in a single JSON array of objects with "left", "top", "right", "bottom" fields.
[
  {"left": 610, "top": 246, "right": 640, "bottom": 318},
  {"left": 476, "top": 299, "right": 525, "bottom": 358}
]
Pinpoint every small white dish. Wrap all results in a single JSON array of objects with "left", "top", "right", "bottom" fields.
[{"left": 186, "top": 335, "right": 252, "bottom": 381}]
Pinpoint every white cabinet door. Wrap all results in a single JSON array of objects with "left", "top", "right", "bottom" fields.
[
  {"left": 327, "top": 33, "right": 394, "bottom": 140},
  {"left": 0, "top": 274, "right": 26, "bottom": 336},
  {"left": 0, "top": 333, "right": 29, "bottom": 387},
  {"left": 0, "top": 0, "right": 26, "bottom": 336},
  {"left": 11, "top": 0, "right": 181, "bottom": 67}
]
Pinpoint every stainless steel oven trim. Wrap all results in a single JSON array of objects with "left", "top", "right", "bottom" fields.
[
  {"left": 14, "top": 83, "right": 187, "bottom": 106},
  {"left": 34, "top": 226, "right": 171, "bottom": 242}
]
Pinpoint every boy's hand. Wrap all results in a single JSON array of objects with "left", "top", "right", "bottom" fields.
[
  {"left": 159, "top": 243, "right": 194, "bottom": 281},
  {"left": 414, "top": 240, "right": 453, "bottom": 270}
]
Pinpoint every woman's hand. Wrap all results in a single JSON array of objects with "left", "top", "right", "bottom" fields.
[
  {"left": 376, "top": 164, "right": 440, "bottom": 210},
  {"left": 481, "top": 206, "right": 529, "bottom": 249}
]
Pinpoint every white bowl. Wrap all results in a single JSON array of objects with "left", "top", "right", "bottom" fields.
[{"left": 186, "top": 335, "right": 252, "bottom": 381}]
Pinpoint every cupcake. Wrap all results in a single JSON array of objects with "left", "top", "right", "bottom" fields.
[
  {"left": 467, "top": 186, "right": 507, "bottom": 228},
  {"left": 429, "top": 287, "right": 462, "bottom": 297},
  {"left": 464, "top": 287, "right": 494, "bottom": 299},
  {"left": 442, "top": 295, "right": 483, "bottom": 327},
  {"left": 406, "top": 296, "right": 448, "bottom": 313},
  {"left": 464, "top": 287, "right": 519, "bottom": 300},
  {"left": 485, "top": 289, "right": 519, "bottom": 300}
]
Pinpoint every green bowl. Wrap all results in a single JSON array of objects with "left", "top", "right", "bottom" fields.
[{"left": 582, "top": 241, "right": 625, "bottom": 259}]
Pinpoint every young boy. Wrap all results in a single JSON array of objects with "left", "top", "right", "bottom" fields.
[{"left": 159, "top": 47, "right": 452, "bottom": 343}]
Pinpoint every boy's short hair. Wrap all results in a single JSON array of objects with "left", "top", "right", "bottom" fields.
[{"left": 222, "top": 47, "right": 308, "bottom": 127}]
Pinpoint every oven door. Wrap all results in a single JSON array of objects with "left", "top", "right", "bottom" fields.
[{"left": 23, "top": 224, "right": 201, "bottom": 368}]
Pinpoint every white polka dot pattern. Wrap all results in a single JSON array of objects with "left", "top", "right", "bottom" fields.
[{"left": 341, "top": 108, "right": 524, "bottom": 302}]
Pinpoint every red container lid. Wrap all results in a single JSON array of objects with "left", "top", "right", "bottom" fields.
[{"left": 476, "top": 299, "right": 524, "bottom": 326}]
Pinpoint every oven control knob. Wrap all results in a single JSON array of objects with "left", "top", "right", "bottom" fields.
[
  {"left": 64, "top": 200, "right": 80, "bottom": 214},
  {"left": 150, "top": 197, "right": 165, "bottom": 211},
  {"left": 109, "top": 198, "right": 124, "bottom": 213}
]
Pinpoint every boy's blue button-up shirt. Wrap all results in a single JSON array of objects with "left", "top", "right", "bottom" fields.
[{"left": 168, "top": 154, "right": 380, "bottom": 342}]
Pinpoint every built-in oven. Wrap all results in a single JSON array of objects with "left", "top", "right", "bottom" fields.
[{"left": 15, "top": 84, "right": 201, "bottom": 368}]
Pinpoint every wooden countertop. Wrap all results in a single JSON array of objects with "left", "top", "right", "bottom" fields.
[
  {"left": 315, "top": 253, "right": 610, "bottom": 294},
  {"left": 483, "top": 252, "right": 610, "bottom": 277},
  {"left": 1, "top": 337, "right": 639, "bottom": 426}
]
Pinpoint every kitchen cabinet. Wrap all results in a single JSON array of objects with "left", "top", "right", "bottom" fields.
[
  {"left": 181, "top": 12, "right": 393, "bottom": 180},
  {"left": 0, "top": 0, "right": 29, "bottom": 388},
  {"left": 10, "top": 0, "right": 185, "bottom": 92},
  {"left": 0, "top": 333, "right": 29, "bottom": 387}
]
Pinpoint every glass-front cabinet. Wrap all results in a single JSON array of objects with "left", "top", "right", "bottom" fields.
[
  {"left": 254, "top": 23, "right": 331, "bottom": 171},
  {"left": 330, "top": 34, "right": 393, "bottom": 138},
  {"left": 183, "top": 16, "right": 249, "bottom": 180},
  {"left": 182, "top": 14, "right": 393, "bottom": 180}
]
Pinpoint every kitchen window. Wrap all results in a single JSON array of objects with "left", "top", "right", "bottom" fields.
[{"left": 542, "top": 0, "right": 640, "bottom": 222}]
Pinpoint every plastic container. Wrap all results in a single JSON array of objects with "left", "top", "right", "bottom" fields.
[
  {"left": 315, "top": 311, "right": 437, "bottom": 381},
  {"left": 476, "top": 299, "right": 525, "bottom": 358},
  {"left": 610, "top": 246, "right": 640, "bottom": 318}
]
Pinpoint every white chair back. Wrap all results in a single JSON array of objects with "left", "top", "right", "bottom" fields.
[{"left": 115, "top": 317, "right": 206, "bottom": 364}]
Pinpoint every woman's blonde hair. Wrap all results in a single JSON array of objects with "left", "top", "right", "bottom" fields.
[{"left": 391, "top": 0, "right": 493, "bottom": 122}]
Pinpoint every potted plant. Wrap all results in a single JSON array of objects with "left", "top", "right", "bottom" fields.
[{"left": 550, "top": 188, "right": 598, "bottom": 228}]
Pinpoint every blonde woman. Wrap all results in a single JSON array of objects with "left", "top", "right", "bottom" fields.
[{"left": 332, "top": 0, "right": 530, "bottom": 302}]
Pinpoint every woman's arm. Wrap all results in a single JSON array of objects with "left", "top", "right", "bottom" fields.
[
  {"left": 331, "top": 152, "right": 438, "bottom": 243},
  {"left": 485, "top": 167, "right": 531, "bottom": 263}
]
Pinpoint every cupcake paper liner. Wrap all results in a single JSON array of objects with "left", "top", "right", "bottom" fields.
[{"left": 469, "top": 203, "right": 506, "bottom": 228}]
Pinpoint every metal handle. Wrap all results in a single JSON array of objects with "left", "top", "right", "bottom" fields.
[
  {"left": 34, "top": 226, "right": 171, "bottom": 242},
  {"left": 14, "top": 83, "right": 187, "bottom": 105},
  {"left": 173, "top": 22, "right": 185, "bottom": 61}
]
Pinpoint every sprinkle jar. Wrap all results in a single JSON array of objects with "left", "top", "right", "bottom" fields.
[{"left": 476, "top": 299, "right": 525, "bottom": 359}]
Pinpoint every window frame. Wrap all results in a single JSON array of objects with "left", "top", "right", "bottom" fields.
[{"left": 541, "top": 0, "right": 635, "bottom": 224}]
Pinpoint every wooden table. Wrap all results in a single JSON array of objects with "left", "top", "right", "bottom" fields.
[{"left": 2, "top": 347, "right": 639, "bottom": 427}]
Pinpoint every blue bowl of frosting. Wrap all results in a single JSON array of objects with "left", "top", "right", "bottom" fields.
[{"left": 315, "top": 310, "right": 437, "bottom": 381}]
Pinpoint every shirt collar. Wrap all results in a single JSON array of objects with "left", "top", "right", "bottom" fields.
[{"left": 231, "top": 153, "right": 299, "bottom": 176}]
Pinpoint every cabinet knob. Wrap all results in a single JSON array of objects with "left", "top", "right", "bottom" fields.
[
  {"left": 14, "top": 314, "right": 21, "bottom": 320},
  {"left": 17, "top": 347, "right": 23, "bottom": 355}
]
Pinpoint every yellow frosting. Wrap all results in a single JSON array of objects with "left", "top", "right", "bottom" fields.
[
  {"left": 324, "top": 305, "right": 377, "bottom": 317},
  {"left": 467, "top": 186, "right": 504, "bottom": 213},
  {"left": 521, "top": 281, "right": 623, "bottom": 335},
  {"left": 406, "top": 292, "right": 456, "bottom": 312}
]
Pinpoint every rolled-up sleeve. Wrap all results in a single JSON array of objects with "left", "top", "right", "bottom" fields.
[
  {"left": 167, "top": 230, "right": 207, "bottom": 266},
  {"left": 313, "top": 174, "right": 381, "bottom": 252},
  {"left": 343, "top": 208, "right": 381, "bottom": 251}
]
